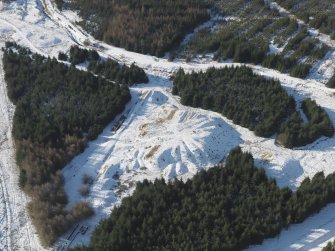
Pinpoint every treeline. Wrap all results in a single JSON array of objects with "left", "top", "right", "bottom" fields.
[
  {"left": 60, "top": 45, "right": 149, "bottom": 85},
  {"left": 172, "top": 67, "right": 333, "bottom": 147},
  {"left": 173, "top": 66, "right": 294, "bottom": 137},
  {"left": 88, "top": 60, "right": 148, "bottom": 85},
  {"left": 70, "top": 147, "right": 335, "bottom": 251},
  {"left": 3, "top": 42, "right": 131, "bottom": 246},
  {"left": 277, "top": 99, "right": 334, "bottom": 148},
  {"left": 69, "top": 0, "right": 211, "bottom": 56},
  {"left": 68, "top": 45, "right": 99, "bottom": 65}
]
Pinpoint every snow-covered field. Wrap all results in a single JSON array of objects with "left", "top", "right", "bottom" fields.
[{"left": 1, "top": 0, "right": 335, "bottom": 250}]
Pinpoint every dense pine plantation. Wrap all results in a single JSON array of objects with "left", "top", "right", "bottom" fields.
[
  {"left": 70, "top": 147, "right": 335, "bottom": 251},
  {"left": 3, "top": 43, "right": 132, "bottom": 246},
  {"left": 277, "top": 99, "right": 334, "bottom": 148},
  {"left": 172, "top": 67, "right": 334, "bottom": 147},
  {"left": 60, "top": 46, "right": 149, "bottom": 85},
  {"left": 173, "top": 66, "right": 295, "bottom": 137},
  {"left": 276, "top": 0, "right": 335, "bottom": 38},
  {"left": 68, "top": 0, "right": 211, "bottom": 57},
  {"left": 182, "top": 0, "right": 329, "bottom": 78}
]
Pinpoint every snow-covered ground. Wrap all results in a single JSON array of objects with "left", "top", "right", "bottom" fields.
[
  {"left": 59, "top": 80, "right": 242, "bottom": 248},
  {"left": 0, "top": 42, "right": 44, "bottom": 251},
  {"left": 1, "top": 0, "right": 335, "bottom": 250}
]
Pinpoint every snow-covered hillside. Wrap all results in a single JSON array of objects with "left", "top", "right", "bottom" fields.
[{"left": 1, "top": 0, "right": 335, "bottom": 250}]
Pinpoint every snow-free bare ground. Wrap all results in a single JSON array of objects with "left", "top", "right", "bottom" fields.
[{"left": 1, "top": 0, "right": 335, "bottom": 250}]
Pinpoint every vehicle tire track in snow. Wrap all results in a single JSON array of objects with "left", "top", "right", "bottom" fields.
[
  {"left": 0, "top": 18, "right": 47, "bottom": 57},
  {"left": 2, "top": 1, "right": 335, "bottom": 250},
  {"left": 0, "top": 164, "right": 11, "bottom": 251},
  {"left": 0, "top": 45, "right": 43, "bottom": 251}
]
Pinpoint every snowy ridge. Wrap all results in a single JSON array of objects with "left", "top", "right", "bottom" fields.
[{"left": 0, "top": 0, "right": 335, "bottom": 250}]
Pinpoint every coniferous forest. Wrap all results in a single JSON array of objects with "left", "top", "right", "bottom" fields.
[
  {"left": 180, "top": 0, "right": 329, "bottom": 79},
  {"left": 172, "top": 67, "right": 334, "bottom": 147},
  {"left": 172, "top": 66, "right": 295, "bottom": 137},
  {"left": 61, "top": 45, "right": 149, "bottom": 85},
  {"left": 68, "top": 0, "right": 211, "bottom": 57},
  {"left": 277, "top": 99, "right": 334, "bottom": 148},
  {"left": 70, "top": 147, "right": 335, "bottom": 251},
  {"left": 2, "top": 42, "right": 133, "bottom": 246},
  {"left": 276, "top": 0, "right": 335, "bottom": 38}
]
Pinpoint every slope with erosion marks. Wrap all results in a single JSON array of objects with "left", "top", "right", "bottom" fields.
[{"left": 1, "top": 0, "right": 335, "bottom": 250}]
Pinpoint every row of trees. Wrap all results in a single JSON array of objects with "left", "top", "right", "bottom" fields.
[
  {"left": 60, "top": 45, "right": 149, "bottom": 85},
  {"left": 184, "top": 1, "right": 330, "bottom": 79},
  {"left": 88, "top": 60, "right": 149, "bottom": 85},
  {"left": 68, "top": 45, "right": 99, "bottom": 65},
  {"left": 70, "top": 147, "right": 335, "bottom": 251},
  {"left": 276, "top": 0, "right": 335, "bottom": 37},
  {"left": 187, "top": 20, "right": 315, "bottom": 78},
  {"left": 69, "top": 0, "right": 211, "bottom": 57},
  {"left": 3, "top": 43, "right": 131, "bottom": 246},
  {"left": 172, "top": 67, "right": 334, "bottom": 147},
  {"left": 276, "top": 99, "right": 334, "bottom": 148}
]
